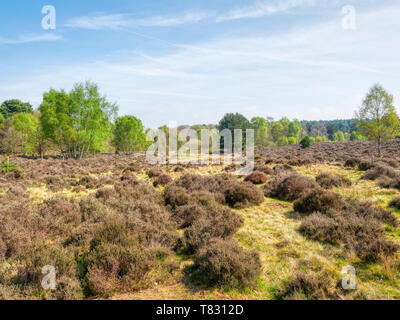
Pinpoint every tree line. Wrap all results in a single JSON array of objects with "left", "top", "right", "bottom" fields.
[{"left": 0, "top": 82, "right": 399, "bottom": 158}]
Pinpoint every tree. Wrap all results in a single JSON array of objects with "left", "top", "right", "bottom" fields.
[
  {"left": 300, "top": 136, "right": 311, "bottom": 149},
  {"left": 11, "top": 113, "right": 39, "bottom": 155},
  {"left": 251, "top": 117, "right": 270, "bottom": 147},
  {"left": 271, "top": 122, "right": 286, "bottom": 146},
  {"left": 350, "top": 131, "right": 364, "bottom": 141},
  {"left": 0, "top": 99, "right": 33, "bottom": 119},
  {"left": 113, "top": 116, "right": 148, "bottom": 153},
  {"left": 39, "top": 81, "right": 118, "bottom": 158},
  {"left": 218, "top": 113, "right": 252, "bottom": 147},
  {"left": 310, "top": 123, "right": 328, "bottom": 138},
  {"left": 355, "top": 84, "right": 400, "bottom": 156},
  {"left": 333, "top": 131, "right": 345, "bottom": 142},
  {"left": 288, "top": 120, "right": 301, "bottom": 141}
]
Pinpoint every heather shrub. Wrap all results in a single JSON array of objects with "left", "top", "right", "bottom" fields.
[
  {"left": 278, "top": 272, "right": 333, "bottom": 300},
  {"left": 265, "top": 174, "right": 318, "bottom": 201},
  {"left": 172, "top": 204, "right": 207, "bottom": 228},
  {"left": 294, "top": 189, "right": 345, "bottom": 214},
  {"left": 146, "top": 167, "right": 162, "bottom": 178},
  {"left": 164, "top": 186, "right": 190, "bottom": 209},
  {"left": 316, "top": 172, "right": 352, "bottom": 189},
  {"left": 389, "top": 196, "right": 400, "bottom": 209},
  {"left": 224, "top": 182, "right": 264, "bottom": 208},
  {"left": 153, "top": 174, "right": 172, "bottom": 187},
  {"left": 95, "top": 187, "right": 117, "bottom": 201},
  {"left": 189, "top": 238, "right": 261, "bottom": 289},
  {"left": 378, "top": 176, "right": 400, "bottom": 190},
  {"left": 81, "top": 220, "right": 157, "bottom": 297},
  {"left": 354, "top": 234, "right": 399, "bottom": 263},
  {"left": 361, "top": 165, "right": 399, "bottom": 180},
  {"left": 16, "top": 244, "right": 83, "bottom": 300},
  {"left": 245, "top": 171, "right": 268, "bottom": 184},
  {"left": 254, "top": 165, "right": 274, "bottom": 175},
  {"left": 344, "top": 158, "right": 361, "bottom": 168},
  {"left": 274, "top": 164, "right": 296, "bottom": 176},
  {"left": 182, "top": 209, "right": 243, "bottom": 253},
  {"left": 299, "top": 209, "right": 398, "bottom": 262}
]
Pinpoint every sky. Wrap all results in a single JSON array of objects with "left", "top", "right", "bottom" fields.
[{"left": 0, "top": 0, "right": 399, "bottom": 128}]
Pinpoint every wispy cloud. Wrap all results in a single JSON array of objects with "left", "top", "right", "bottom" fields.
[
  {"left": 2, "top": 3, "right": 399, "bottom": 127},
  {"left": 0, "top": 33, "right": 63, "bottom": 45},
  {"left": 216, "top": 0, "right": 319, "bottom": 22},
  {"left": 65, "top": 12, "right": 210, "bottom": 29}
]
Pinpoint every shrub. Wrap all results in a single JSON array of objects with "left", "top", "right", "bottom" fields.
[
  {"left": 300, "top": 136, "right": 311, "bottom": 149},
  {"left": 153, "top": 174, "right": 172, "bottom": 187},
  {"left": 361, "top": 165, "right": 398, "bottom": 181},
  {"left": 183, "top": 209, "right": 243, "bottom": 252},
  {"left": 254, "top": 165, "right": 274, "bottom": 175},
  {"left": 278, "top": 272, "right": 332, "bottom": 300},
  {"left": 389, "top": 196, "right": 400, "bottom": 209},
  {"left": 244, "top": 171, "right": 268, "bottom": 184},
  {"left": 294, "top": 189, "right": 345, "bottom": 214},
  {"left": 378, "top": 176, "right": 400, "bottom": 190},
  {"left": 16, "top": 244, "right": 83, "bottom": 300},
  {"left": 224, "top": 182, "right": 264, "bottom": 208},
  {"left": 164, "top": 186, "right": 190, "bottom": 209},
  {"left": 95, "top": 187, "right": 117, "bottom": 201},
  {"left": 146, "top": 167, "right": 162, "bottom": 178},
  {"left": 316, "top": 172, "right": 352, "bottom": 189},
  {"left": 265, "top": 174, "right": 318, "bottom": 201},
  {"left": 354, "top": 234, "right": 399, "bottom": 263},
  {"left": 0, "top": 158, "right": 23, "bottom": 174},
  {"left": 172, "top": 204, "right": 206, "bottom": 228},
  {"left": 190, "top": 238, "right": 261, "bottom": 289},
  {"left": 344, "top": 158, "right": 361, "bottom": 168}
]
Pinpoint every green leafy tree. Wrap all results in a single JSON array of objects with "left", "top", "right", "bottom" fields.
[
  {"left": 300, "top": 136, "right": 311, "bottom": 149},
  {"left": 251, "top": 117, "right": 270, "bottom": 147},
  {"left": 271, "top": 122, "right": 286, "bottom": 146},
  {"left": 11, "top": 113, "right": 39, "bottom": 155},
  {"left": 350, "top": 131, "right": 364, "bottom": 141},
  {"left": 218, "top": 113, "right": 252, "bottom": 147},
  {"left": 0, "top": 99, "right": 33, "bottom": 119},
  {"left": 355, "top": 84, "right": 400, "bottom": 156},
  {"left": 113, "top": 116, "right": 148, "bottom": 153},
  {"left": 288, "top": 120, "right": 301, "bottom": 141},
  {"left": 39, "top": 81, "right": 118, "bottom": 158},
  {"left": 333, "top": 131, "right": 345, "bottom": 142},
  {"left": 288, "top": 137, "right": 297, "bottom": 145}
]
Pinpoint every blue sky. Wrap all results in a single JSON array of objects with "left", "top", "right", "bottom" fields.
[{"left": 0, "top": 0, "right": 399, "bottom": 128}]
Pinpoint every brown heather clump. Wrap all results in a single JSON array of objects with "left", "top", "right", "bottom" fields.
[
  {"left": 153, "top": 174, "right": 172, "bottom": 187},
  {"left": 189, "top": 238, "right": 261, "bottom": 289},
  {"left": 96, "top": 187, "right": 117, "bottom": 201},
  {"left": 254, "top": 165, "right": 274, "bottom": 175},
  {"left": 224, "top": 182, "right": 264, "bottom": 208},
  {"left": 316, "top": 172, "right": 352, "bottom": 189},
  {"left": 378, "top": 176, "right": 400, "bottom": 190},
  {"left": 273, "top": 164, "right": 296, "bottom": 176},
  {"left": 265, "top": 174, "right": 318, "bottom": 201},
  {"left": 172, "top": 204, "right": 207, "bottom": 228},
  {"left": 15, "top": 244, "right": 84, "bottom": 300},
  {"left": 361, "top": 164, "right": 399, "bottom": 181},
  {"left": 299, "top": 208, "right": 399, "bottom": 262},
  {"left": 182, "top": 209, "right": 243, "bottom": 253},
  {"left": 244, "top": 171, "right": 268, "bottom": 184},
  {"left": 293, "top": 189, "right": 345, "bottom": 214},
  {"left": 164, "top": 186, "right": 190, "bottom": 209},
  {"left": 389, "top": 196, "right": 400, "bottom": 209},
  {"left": 146, "top": 167, "right": 162, "bottom": 178},
  {"left": 277, "top": 272, "right": 333, "bottom": 300}
]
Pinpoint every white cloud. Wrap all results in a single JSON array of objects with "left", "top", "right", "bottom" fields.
[
  {"left": 1, "top": 4, "right": 400, "bottom": 127},
  {"left": 0, "top": 33, "right": 63, "bottom": 45},
  {"left": 65, "top": 12, "right": 210, "bottom": 29},
  {"left": 216, "top": 0, "right": 319, "bottom": 22}
]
